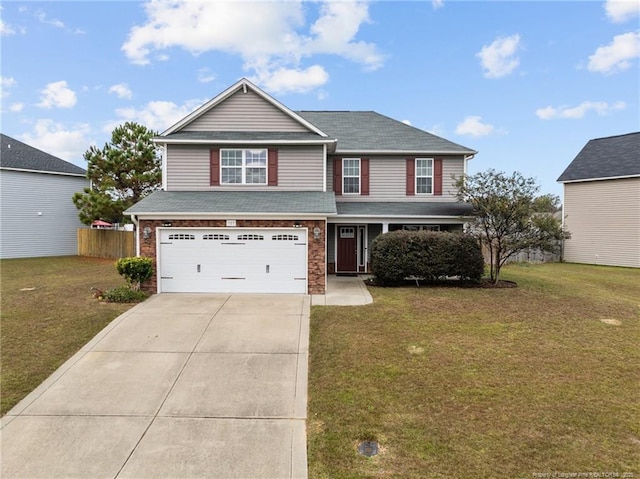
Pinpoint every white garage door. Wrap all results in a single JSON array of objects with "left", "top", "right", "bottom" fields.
[{"left": 158, "top": 228, "right": 307, "bottom": 294}]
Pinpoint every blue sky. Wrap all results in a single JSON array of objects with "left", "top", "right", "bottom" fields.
[{"left": 1, "top": 0, "right": 638, "bottom": 197}]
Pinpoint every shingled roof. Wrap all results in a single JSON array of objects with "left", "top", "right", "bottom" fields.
[
  {"left": 557, "top": 132, "right": 640, "bottom": 182},
  {"left": 0, "top": 133, "right": 86, "bottom": 176},
  {"left": 125, "top": 190, "right": 337, "bottom": 215},
  {"left": 297, "top": 111, "right": 476, "bottom": 155}
]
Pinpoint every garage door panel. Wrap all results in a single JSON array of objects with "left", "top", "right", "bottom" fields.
[{"left": 159, "top": 228, "right": 308, "bottom": 294}]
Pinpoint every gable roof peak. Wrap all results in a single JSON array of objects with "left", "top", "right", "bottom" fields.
[{"left": 160, "top": 78, "right": 328, "bottom": 138}]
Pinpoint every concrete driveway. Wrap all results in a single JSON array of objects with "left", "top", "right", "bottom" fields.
[{"left": 1, "top": 293, "right": 309, "bottom": 479}]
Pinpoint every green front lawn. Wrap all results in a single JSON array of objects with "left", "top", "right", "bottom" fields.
[
  {"left": 308, "top": 263, "right": 640, "bottom": 478},
  {"left": 1, "top": 256, "right": 137, "bottom": 415}
]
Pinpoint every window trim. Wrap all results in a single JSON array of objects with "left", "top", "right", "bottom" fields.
[
  {"left": 415, "top": 158, "right": 434, "bottom": 195},
  {"left": 342, "top": 157, "right": 361, "bottom": 195},
  {"left": 220, "top": 148, "right": 268, "bottom": 185},
  {"left": 402, "top": 224, "right": 441, "bottom": 232}
]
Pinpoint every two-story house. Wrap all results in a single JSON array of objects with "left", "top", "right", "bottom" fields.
[{"left": 126, "top": 78, "right": 476, "bottom": 295}]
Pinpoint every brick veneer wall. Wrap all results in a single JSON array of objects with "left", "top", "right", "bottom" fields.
[{"left": 138, "top": 219, "right": 326, "bottom": 295}]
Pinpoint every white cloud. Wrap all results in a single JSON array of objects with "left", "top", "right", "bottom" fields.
[
  {"left": 1, "top": 19, "right": 15, "bottom": 35},
  {"left": 535, "top": 100, "right": 626, "bottom": 119},
  {"left": 105, "top": 98, "right": 205, "bottom": 133},
  {"left": 33, "top": 9, "right": 84, "bottom": 34},
  {"left": 197, "top": 68, "right": 216, "bottom": 84},
  {"left": 250, "top": 65, "right": 329, "bottom": 94},
  {"left": 1, "top": 6, "right": 14, "bottom": 35},
  {"left": 121, "top": 1, "right": 383, "bottom": 93},
  {"left": 108, "top": 83, "right": 133, "bottom": 99},
  {"left": 587, "top": 32, "right": 640, "bottom": 74},
  {"left": 303, "top": 2, "right": 383, "bottom": 71},
  {"left": 432, "top": 0, "right": 444, "bottom": 10},
  {"left": 35, "top": 10, "right": 64, "bottom": 29},
  {"left": 455, "top": 116, "right": 495, "bottom": 137},
  {"left": 477, "top": 34, "right": 521, "bottom": 79},
  {"left": 402, "top": 119, "right": 412, "bottom": 126},
  {"left": 20, "top": 119, "right": 93, "bottom": 162},
  {"left": 37, "top": 81, "right": 77, "bottom": 109},
  {"left": 1, "top": 76, "right": 16, "bottom": 98},
  {"left": 9, "top": 102, "right": 24, "bottom": 112},
  {"left": 605, "top": 0, "right": 640, "bottom": 23}
]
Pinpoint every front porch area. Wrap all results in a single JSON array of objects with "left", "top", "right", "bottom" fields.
[{"left": 327, "top": 222, "right": 464, "bottom": 274}]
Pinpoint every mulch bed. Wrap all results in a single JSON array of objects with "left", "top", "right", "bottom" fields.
[{"left": 364, "top": 278, "right": 517, "bottom": 288}]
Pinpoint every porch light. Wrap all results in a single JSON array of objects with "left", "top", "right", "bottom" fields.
[
  {"left": 143, "top": 226, "right": 152, "bottom": 240},
  {"left": 313, "top": 227, "right": 321, "bottom": 240}
]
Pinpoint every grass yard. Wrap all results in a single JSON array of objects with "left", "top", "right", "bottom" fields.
[
  {"left": 1, "top": 256, "right": 138, "bottom": 415},
  {"left": 308, "top": 263, "right": 640, "bottom": 478}
]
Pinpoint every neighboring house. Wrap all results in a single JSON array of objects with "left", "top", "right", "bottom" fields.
[
  {"left": 125, "top": 78, "right": 476, "bottom": 294},
  {"left": 557, "top": 132, "right": 640, "bottom": 268},
  {"left": 0, "top": 134, "right": 88, "bottom": 259}
]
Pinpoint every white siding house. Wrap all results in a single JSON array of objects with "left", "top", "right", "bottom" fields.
[
  {"left": 1, "top": 134, "right": 88, "bottom": 259},
  {"left": 557, "top": 132, "right": 640, "bottom": 268}
]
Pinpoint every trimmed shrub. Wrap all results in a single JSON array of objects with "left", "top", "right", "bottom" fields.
[
  {"left": 103, "top": 285, "right": 148, "bottom": 303},
  {"left": 370, "top": 230, "right": 484, "bottom": 285},
  {"left": 115, "top": 257, "right": 153, "bottom": 291}
]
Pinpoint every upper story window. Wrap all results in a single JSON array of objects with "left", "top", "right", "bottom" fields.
[
  {"left": 221, "top": 149, "right": 267, "bottom": 185},
  {"left": 416, "top": 158, "right": 433, "bottom": 194},
  {"left": 342, "top": 158, "right": 360, "bottom": 194}
]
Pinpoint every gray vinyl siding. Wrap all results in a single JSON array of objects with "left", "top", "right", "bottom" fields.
[
  {"left": 0, "top": 169, "right": 88, "bottom": 259},
  {"left": 327, "top": 156, "right": 464, "bottom": 201},
  {"left": 367, "top": 223, "right": 382, "bottom": 262},
  {"left": 183, "top": 89, "right": 310, "bottom": 132},
  {"left": 563, "top": 178, "right": 640, "bottom": 268},
  {"left": 166, "top": 144, "right": 324, "bottom": 191}
]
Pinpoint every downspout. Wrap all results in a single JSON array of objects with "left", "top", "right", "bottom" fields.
[
  {"left": 130, "top": 214, "right": 140, "bottom": 256},
  {"left": 560, "top": 187, "right": 565, "bottom": 263},
  {"left": 322, "top": 143, "right": 327, "bottom": 192},
  {"left": 161, "top": 143, "right": 168, "bottom": 191}
]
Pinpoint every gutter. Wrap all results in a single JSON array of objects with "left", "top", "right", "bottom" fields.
[
  {"left": 0, "top": 167, "right": 87, "bottom": 178},
  {"left": 558, "top": 174, "right": 640, "bottom": 184},
  {"left": 125, "top": 212, "right": 334, "bottom": 220},
  {"left": 152, "top": 138, "right": 336, "bottom": 146},
  {"left": 334, "top": 149, "right": 478, "bottom": 156}
]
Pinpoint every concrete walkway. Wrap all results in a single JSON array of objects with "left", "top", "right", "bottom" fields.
[
  {"left": 1, "top": 294, "right": 310, "bottom": 479},
  {"left": 311, "top": 275, "right": 373, "bottom": 306}
]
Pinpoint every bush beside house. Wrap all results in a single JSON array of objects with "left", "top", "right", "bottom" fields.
[{"left": 370, "top": 230, "right": 484, "bottom": 285}]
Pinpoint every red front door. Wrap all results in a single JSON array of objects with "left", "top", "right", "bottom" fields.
[{"left": 337, "top": 226, "right": 357, "bottom": 272}]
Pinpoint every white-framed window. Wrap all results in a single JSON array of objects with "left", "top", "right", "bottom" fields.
[
  {"left": 221, "top": 149, "right": 267, "bottom": 185},
  {"left": 342, "top": 158, "right": 360, "bottom": 194},
  {"left": 402, "top": 225, "right": 440, "bottom": 232},
  {"left": 416, "top": 158, "right": 433, "bottom": 194}
]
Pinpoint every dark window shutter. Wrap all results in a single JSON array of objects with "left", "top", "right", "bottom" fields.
[
  {"left": 268, "top": 148, "right": 278, "bottom": 186},
  {"left": 361, "top": 158, "right": 370, "bottom": 195},
  {"left": 406, "top": 157, "right": 415, "bottom": 195},
  {"left": 210, "top": 149, "right": 220, "bottom": 186},
  {"left": 434, "top": 158, "right": 443, "bottom": 196},
  {"left": 333, "top": 158, "right": 342, "bottom": 195}
]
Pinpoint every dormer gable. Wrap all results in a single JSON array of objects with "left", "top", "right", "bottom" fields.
[{"left": 162, "top": 78, "right": 327, "bottom": 136}]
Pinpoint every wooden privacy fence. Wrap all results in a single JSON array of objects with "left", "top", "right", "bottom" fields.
[
  {"left": 482, "top": 242, "right": 562, "bottom": 265},
  {"left": 78, "top": 228, "right": 135, "bottom": 259}
]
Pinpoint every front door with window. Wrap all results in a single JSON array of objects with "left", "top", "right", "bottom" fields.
[{"left": 336, "top": 226, "right": 357, "bottom": 272}]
